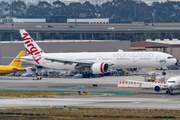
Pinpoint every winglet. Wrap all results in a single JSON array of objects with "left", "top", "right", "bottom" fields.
[{"left": 9, "top": 51, "right": 26, "bottom": 67}]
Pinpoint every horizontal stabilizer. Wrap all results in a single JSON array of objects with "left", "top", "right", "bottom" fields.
[{"left": 20, "top": 57, "right": 35, "bottom": 61}]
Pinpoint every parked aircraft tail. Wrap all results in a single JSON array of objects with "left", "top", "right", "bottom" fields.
[
  {"left": 19, "top": 29, "right": 44, "bottom": 56},
  {"left": 9, "top": 51, "right": 26, "bottom": 67},
  {"left": 19, "top": 29, "right": 44, "bottom": 64}
]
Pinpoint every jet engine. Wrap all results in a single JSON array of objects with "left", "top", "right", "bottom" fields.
[
  {"left": 126, "top": 68, "right": 138, "bottom": 72},
  {"left": 154, "top": 86, "right": 161, "bottom": 92},
  {"left": 91, "top": 62, "right": 108, "bottom": 74}
]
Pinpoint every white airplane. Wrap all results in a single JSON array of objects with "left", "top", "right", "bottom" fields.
[
  {"left": 19, "top": 29, "right": 177, "bottom": 75},
  {"left": 126, "top": 76, "right": 180, "bottom": 95}
]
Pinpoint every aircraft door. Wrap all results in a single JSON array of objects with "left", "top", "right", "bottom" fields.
[
  {"left": 133, "top": 58, "right": 136, "bottom": 62},
  {"left": 133, "top": 57, "right": 139, "bottom": 66},
  {"left": 42, "top": 58, "right": 45, "bottom": 64},
  {"left": 70, "top": 56, "right": 74, "bottom": 66},
  {"left": 133, "top": 57, "right": 139, "bottom": 62}
]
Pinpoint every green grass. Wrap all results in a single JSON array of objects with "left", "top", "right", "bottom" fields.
[
  {"left": 0, "top": 91, "right": 70, "bottom": 98},
  {"left": 0, "top": 107, "right": 179, "bottom": 119}
]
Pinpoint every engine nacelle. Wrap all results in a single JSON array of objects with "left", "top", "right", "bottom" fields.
[
  {"left": 154, "top": 86, "right": 161, "bottom": 92},
  {"left": 91, "top": 62, "right": 109, "bottom": 74},
  {"left": 126, "top": 68, "right": 137, "bottom": 72}
]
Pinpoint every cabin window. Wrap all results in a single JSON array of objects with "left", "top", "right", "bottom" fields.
[
  {"left": 116, "top": 58, "right": 130, "bottom": 60},
  {"left": 76, "top": 59, "right": 96, "bottom": 60},
  {"left": 168, "top": 81, "right": 175, "bottom": 83},
  {"left": 139, "top": 58, "right": 151, "bottom": 60},
  {"left": 102, "top": 58, "right": 109, "bottom": 60},
  {"left": 167, "top": 57, "right": 174, "bottom": 59}
]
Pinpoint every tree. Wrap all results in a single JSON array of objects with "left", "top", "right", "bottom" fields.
[
  {"left": 52, "top": 0, "right": 67, "bottom": 15},
  {"left": 26, "top": 5, "right": 40, "bottom": 16},
  {"left": 8, "top": 0, "right": 26, "bottom": 16},
  {"left": 58, "top": 18, "right": 65, "bottom": 23},
  {"left": 67, "top": 2, "right": 83, "bottom": 16},
  {"left": 36, "top": 1, "right": 52, "bottom": 16},
  {"left": 82, "top": 1, "right": 95, "bottom": 16},
  {"left": 48, "top": 17, "right": 56, "bottom": 23}
]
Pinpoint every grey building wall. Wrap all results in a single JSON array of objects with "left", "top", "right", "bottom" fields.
[{"left": 0, "top": 40, "right": 130, "bottom": 67}]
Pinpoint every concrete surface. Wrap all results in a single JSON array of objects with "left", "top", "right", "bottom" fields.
[{"left": 0, "top": 70, "right": 179, "bottom": 109}]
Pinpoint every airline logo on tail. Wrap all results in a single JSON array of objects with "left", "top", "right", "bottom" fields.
[
  {"left": 20, "top": 30, "right": 43, "bottom": 64},
  {"left": 13, "top": 60, "right": 21, "bottom": 62}
]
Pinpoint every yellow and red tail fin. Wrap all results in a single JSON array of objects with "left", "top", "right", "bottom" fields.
[{"left": 9, "top": 51, "right": 26, "bottom": 67}]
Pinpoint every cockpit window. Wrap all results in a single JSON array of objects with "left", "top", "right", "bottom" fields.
[
  {"left": 167, "top": 57, "right": 174, "bottom": 59},
  {"left": 168, "top": 81, "right": 175, "bottom": 83}
]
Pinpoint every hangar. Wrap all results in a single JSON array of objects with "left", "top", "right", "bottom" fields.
[
  {"left": 131, "top": 39, "right": 180, "bottom": 61},
  {"left": 0, "top": 40, "right": 130, "bottom": 66}
]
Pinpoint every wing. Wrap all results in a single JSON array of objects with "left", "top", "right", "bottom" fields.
[
  {"left": 42, "top": 56, "right": 93, "bottom": 66},
  {"left": 41, "top": 56, "right": 115, "bottom": 66}
]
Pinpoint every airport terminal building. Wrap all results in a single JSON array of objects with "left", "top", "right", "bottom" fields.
[{"left": 131, "top": 39, "right": 180, "bottom": 61}]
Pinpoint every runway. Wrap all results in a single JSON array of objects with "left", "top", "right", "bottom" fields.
[
  {"left": 0, "top": 70, "right": 180, "bottom": 109},
  {"left": 0, "top": 97, "right": 180, "bottom": 109}
]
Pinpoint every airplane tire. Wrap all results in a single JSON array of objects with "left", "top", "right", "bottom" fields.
[
  {"left": 170, "top": 91, "right": 173, "bottom": 95},
  {"left": 162, "top": 72, "right": 166, "bottom": 75}
]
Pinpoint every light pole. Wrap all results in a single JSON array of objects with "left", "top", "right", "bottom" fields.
[
  {"left": 75, "top": 14, "right": 78, "bottom": 26},
  {"left": 152, "top": 9, "right": 156, "bottom": 26},
  {"left": 114, "top": 31, "right": 115, "bottom": 51}
]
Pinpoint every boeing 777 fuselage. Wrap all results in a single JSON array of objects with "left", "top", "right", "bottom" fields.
[{"left": 19, "top": 29, "right": 177, "bottom": 74}]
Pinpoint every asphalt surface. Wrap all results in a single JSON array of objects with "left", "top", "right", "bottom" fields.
[
  {"left": 0, "top": 70, "right": 180, "bottom": 109},
  {"left": 1, "top": 23, "right": 180, "bottom": 33}
]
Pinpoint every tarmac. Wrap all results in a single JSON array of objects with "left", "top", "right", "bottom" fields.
[{"left": 0, "top": 70, "right": 180, "bottom": 109}]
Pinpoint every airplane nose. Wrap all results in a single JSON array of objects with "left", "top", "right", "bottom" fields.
[
  {"left": 173, "top": 58, "right": 177, "bottom": 64},
  {"left": 168, "top": 83, "right": 175, "bottom": 90},
  {"left": 168, "top": 85, "right": 173, "bottom": 90},
  {"left": 168, "top": 58, "right": 177, "bottom": 66}
]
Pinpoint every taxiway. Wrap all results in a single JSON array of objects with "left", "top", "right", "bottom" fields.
[{"left": 0, "top": 70, "right": 179, "bottom": 109}]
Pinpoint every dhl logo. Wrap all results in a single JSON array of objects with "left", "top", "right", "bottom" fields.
[
  {"left": 13, "top": 60, "right": 21, "bottom": 62},
  {"left": 22, "top": 33, "right": 42, "bottom": 64}
]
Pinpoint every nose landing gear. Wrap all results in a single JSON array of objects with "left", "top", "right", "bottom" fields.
[
  {"left": 166, "top": 89, "right": 170, "bottom": 94},
  {"left": 166, "top": 89, "right": 173, "bottom": 95}
]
